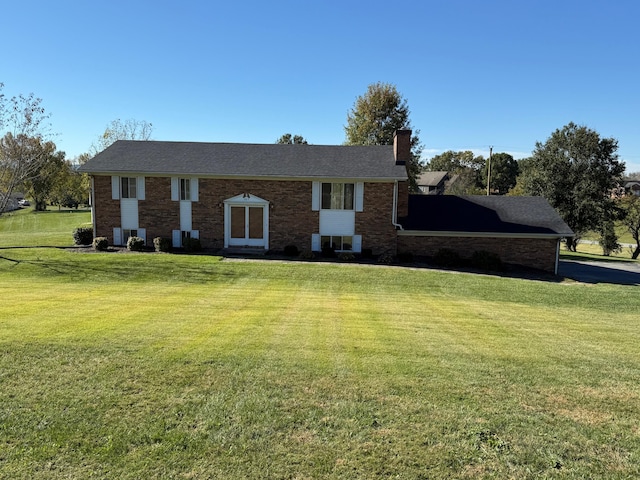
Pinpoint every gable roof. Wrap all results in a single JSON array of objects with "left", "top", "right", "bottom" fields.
[
  {"left": 416, "top": 171, "right": 448, "bottom": 186},
  {"left": 79, "top": 140, "right": 408, "bottom": 181},
  {"left": 400, "top": 195, "right": 574, "bottom": 237}
]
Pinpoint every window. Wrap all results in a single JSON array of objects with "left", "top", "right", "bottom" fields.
[
  {"left": 181, "top": 230, "right": 191, "bottom": 245},
  {"left": 123, "top": 229, "right": 138, "bottom": 240},
  {"left": 121, "top": 177, "right": 137, "bottom": 199},
  {"left": 180, "top": 178, "right": 191, "bottom": 201},
  {"left": 321, "top": 183, "right": 354, "bottom": 210},
  {"left": 321, "top": 235, "right": 353, "bottom": 252}
]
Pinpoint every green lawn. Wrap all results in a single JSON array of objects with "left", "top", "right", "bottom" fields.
[
  {"left": 0, "top": 206, "right": 91, "bottom": 247},
  {"left": 1, "top": 212, "right": 640, "bottom": 479}
]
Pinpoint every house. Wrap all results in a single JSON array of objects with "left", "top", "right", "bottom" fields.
[
  {"left": 625, "top": 181, "right": 640, "bottom": 196},
  {"left": 416, "top": 171, "right": 449, "bottom": 195},
  {"left": 79, "top": 130, "right": 572, "bottom": 274}
]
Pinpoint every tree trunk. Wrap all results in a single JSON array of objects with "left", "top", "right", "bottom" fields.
[{"left": 632, "top": 245, "right": 640, "bottom": 260}]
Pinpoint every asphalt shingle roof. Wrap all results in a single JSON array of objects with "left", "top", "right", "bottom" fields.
[
  {"left": 79, "top": 140, "right": 408, "bottom": 180},
  {"left": 400, "top": 195, "right": 574, "bottom": 236}
]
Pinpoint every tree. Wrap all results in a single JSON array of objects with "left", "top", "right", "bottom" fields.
[
  {"left": 521, "top": 123, "right": 625, "bottom": 251},
  {"left": 22, "top": 140, "right": 63, "bottom": 211},
  {"left": 0, "top": 84, "right": 51, "bottom": 214},
  {"left": 619, "top": 195, "right": 640, "bottom": 259},
  {"left": 276, "top": 133, "right": 308, "bottom": 145},
  {"left": 344, "top": 82, "right": 424, "bottom": 191},
  {"left": 90, "top": 118, "right": 153, "bottom": 155},
  {"left": 425, "top": 150, "right": 485, "bottom": 195},
  {"left": 482, "top": 152, "right": 519, "bottom": 195}
]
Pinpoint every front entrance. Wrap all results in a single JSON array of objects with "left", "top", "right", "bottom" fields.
[{"left": 224, "top": 194, "right": 269, "bottom": 249}]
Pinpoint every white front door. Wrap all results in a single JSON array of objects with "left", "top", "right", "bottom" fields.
[{"left": 224, "top": 194, "right": 269, "bottom": 249}]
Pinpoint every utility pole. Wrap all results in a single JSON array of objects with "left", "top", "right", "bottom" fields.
[{"left": 486, "top": 146, "right": 493, "bottom": 196}]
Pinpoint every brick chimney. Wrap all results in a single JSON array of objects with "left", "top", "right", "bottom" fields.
[{"left": 393, "top": 129, "right": 412, "bottom": 165}]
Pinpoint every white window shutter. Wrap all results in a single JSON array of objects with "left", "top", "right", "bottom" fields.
[
  {"left": 311, "top": 182, "right": 320, "bottom": 211},
  {"left": 137, "top": 177, "right": 145, "bottom": 200},
  {"left": 111, "top": 176, "right": 120, "bottom": 200},
  {"left": 172, "top": 230, "right": 181, "bottom": 248},
  {"left": 171, "top": 178, "right": 179, "bottom": 201},
  {"left": 311, "top": 233, "right": 321, "bottom": 251},
  {"left": 138, "top": 228, "right": 146, "bottom": 244},
  {"left": 355, "top": 182, "right": 364, "bottom": 212},
  {"left": 352, "top": 234, "right": 362, "bottom": 253},
  {"left": 113, "top": 227, "right": 122, "bottom": 246},
  {"left": 191, "top": 230, "right": 199, "bottom": 239},
  {"left": 191, "top": 178, "right": 199, "bottom": 202}
]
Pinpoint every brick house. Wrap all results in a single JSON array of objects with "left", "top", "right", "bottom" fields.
[{"left": 80, "top": 130, "right": 572, "bottom": 274}]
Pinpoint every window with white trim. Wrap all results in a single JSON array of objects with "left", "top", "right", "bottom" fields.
[
  {"left": 181, "top": 230, "right": 191, "bottom": 245},
  {"left": 321, "top": 235, "right": 353, "bottom": 252},
  {"left": 180, "top": 178, "right": 191, "bottom": 201},
  {"left": 321, "top": 183, "right": 354, "bottom": 210},
  {"left": 121, "top": 177, "right": 137, "bottom": 199}
]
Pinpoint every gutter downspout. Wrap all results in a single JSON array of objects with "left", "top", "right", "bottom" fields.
[
  {"left": 554, "top": 238, "right": 560, "bottom": 275},
  {"left": 392, "top": 180, "right": 403, "bottom": 230},
  {"left": 90, "top": 176, "right": 97, "bottom": 237}
]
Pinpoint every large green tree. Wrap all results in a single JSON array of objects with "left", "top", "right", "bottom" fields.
[
  {"left": 482, "top": 152, "right": 519, "bottom": 195},
  {"left": 344, "top": 82, "right": 424, "bottom": 191},
  {"left": 619, "top": 195, "right": 640, "bottom": 259},
  {"left": 521, "top": 123, "right": 625, "bottom": 251},
  {"left": 22, "top": 140, "right": 63, "bottom": 211}
]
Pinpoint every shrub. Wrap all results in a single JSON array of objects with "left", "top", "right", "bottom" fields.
[
  {"left": 93, "top": 237, "right": 109, "bottom": 251},
  {"left": 433, "top": 248, "right": 463, "bottom": 268},
  {"left": 153, "top": 237, "right": 171, "bottom": 253},
  {"left": 72, "top": 227, "right": 93, "bottom": 245},
  {"left": 127, "top": 236, "right": 145, "bottom": 252},
  {"left": 299, "top": 250, "right": 315, "bottom": 260},
  {"left": 470, "top": 250, "right": 503, "bottom": 271},
  {"left": 377, "top": 252, "right": 393, "bottom": 265},
  {"left": 338, "top": 251, "right": 355, "bottom": 262},
  {"left": 284, "top": 245, "right": 299, "bottom": 257},
  {"left": 182, "top": 237, "right": 202, "bottom": 253}
]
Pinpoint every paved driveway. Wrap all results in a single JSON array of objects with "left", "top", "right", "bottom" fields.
[{"left": 559, "top": 259, "right": 640, "bottom": 285}]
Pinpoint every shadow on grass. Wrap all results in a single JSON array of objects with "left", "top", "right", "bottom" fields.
[{"left": 0, "top": 247, "right": 238, "bottom": 284}]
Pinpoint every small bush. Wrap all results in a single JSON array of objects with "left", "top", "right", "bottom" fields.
[
  {"left": 73, "top": 227, "right": 93, "bottom": 245},
  {"left": 433, "top": 248, "right": 463, "bottom": 268},
  {"left": 377, "top": 252, "right": 393, "bottom": 265},
  {"left": 153, "top": 237, "right": 171, "bottom": 253},
  {"left": 299, "top": 250, "right": 315, "bottom": 260},
  {"left": 470, "top": 250, "right": 503, "bottom": 271},
  {"left": 127, "top": 236, "right": 145, "bottom": 252},
  {"left": 93, "top": 237, "right": 109, "bottom": 251},
  {"left": 338, "top": 252, "right": 355, "bottom": 262},
  {"left": 284, "top": 245, "right": 299, "bottom": 257},
  {"left": 183, "top": 237, "right": 202, "bottom": 253}
]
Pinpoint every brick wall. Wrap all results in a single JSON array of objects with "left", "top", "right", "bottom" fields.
[
  {"left": 92, "top": 175, "right": 401, "bottom": 253},
  {"left": 93, "top": 176, "right": 120, "bottom": 243},
  {"left": 397, "top": 234, "right": 559, "bottom": 273},
  {"left": 355, "top": 182, "right": 398, "bottom": 255}
]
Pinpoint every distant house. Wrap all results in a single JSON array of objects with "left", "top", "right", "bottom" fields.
[
  {"left": 79, "top": 130, "right": 572, "bottom": 274},
  {"left": 625, "top": 181, "right": 640, "bottom": 196},
  {"left": 416, "top": 171, "right": 449, "bottom": 195}
]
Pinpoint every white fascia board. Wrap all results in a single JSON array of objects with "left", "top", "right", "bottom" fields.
[
  {"left": 83, "top": 172, "right": 405, "bottom": 182},
  {"left": 398, "top": 230, "right": 571, "bottom": 239}
]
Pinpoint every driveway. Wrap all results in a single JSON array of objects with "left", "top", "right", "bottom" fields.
[{"left": 558, "top": 259, "right": 640, "bottom": 285}]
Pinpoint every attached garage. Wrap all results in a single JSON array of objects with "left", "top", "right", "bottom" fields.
[{"left": 398, "top": 195, "right": 574, "bottom": 274}]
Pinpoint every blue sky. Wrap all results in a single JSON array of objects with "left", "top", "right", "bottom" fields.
[{"left": 3, "top": 0, "right": 640, "bottom": 172}]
